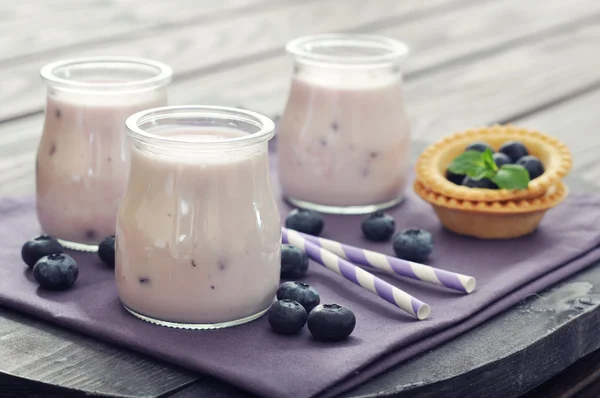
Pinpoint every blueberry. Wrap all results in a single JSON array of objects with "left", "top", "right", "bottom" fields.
[
  {"left": 285, "top": 209, "right": 324, "bottom": 236},
  {"left": 466, "top": 141, "right": 494, "bottom": 153},
  {"left": 361, "top": 211, "right": 395, "bottom": 242},
  {"left": 280, "top": 244, "right": 309, "bottom": 279},
  {"left": 21, "top": 235, "right": 63, "bottom": 269},
  {"left": 276, "top": 281, "right": 320, "bottom": 313},
  {"left": 98, "top": 235, "right": 115, "bottom": 268},
  {"left": 268, "top": 299, "right": 307, "bottom": 335},
  {"left": 33, "top": 253, "right": 78, "bottom": 290},
  {"left": 393, "top": 229, "right": 433, "bottom": 262},
  {"left": 461, "top": 176, "right": 498, "bottom": 189},
  {"left": 499, "top": 140, "right": 529, "bottom": 162},
  {"left": 517, "top": 155, "right": 545, "bottom": 179},
  {"left": 493, "top": 152, "right": 512, "bottom": 168},
  {"left": 445, "top": 169, "right": 465, "bottom": 185},
  {"left": 307, "top": 304, "right": 356, "bottom": 342}
]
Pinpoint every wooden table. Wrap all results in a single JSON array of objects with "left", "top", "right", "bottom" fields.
[{"left": 2, "top": 1, "right": 600, "bottom": 397}]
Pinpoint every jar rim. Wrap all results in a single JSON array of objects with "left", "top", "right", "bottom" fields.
[
  {"left": 286, "top": 33, "right": 409, "bottom": 68},
  {"left": 125, "top": 105, "right": 275, "bottom": 151},
  {"left": 40, "top": 56, "right": 173, "bottom": 92}
]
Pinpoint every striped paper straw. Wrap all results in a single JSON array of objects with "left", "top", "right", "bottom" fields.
[
  {"left": 290, "top": 230, "right": 475, "bottom": 294},
  {"left": 282, "top": 228, "right": 430, "bottom": 320}
]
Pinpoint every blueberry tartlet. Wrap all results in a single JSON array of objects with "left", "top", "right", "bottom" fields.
[
  {"left": 413, "top": 125, "right": 572, "bottom": 239},
  {"left": 415, "top": 125, "right": 572, "bottom": 202}
]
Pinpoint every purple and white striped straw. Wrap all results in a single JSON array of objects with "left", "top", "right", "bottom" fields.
[
  {"left": 291, "top": 230, "right": 475, "bottom": 294},
  {"left": 282, "top": 228, "right": 430, "bottom": 320}
]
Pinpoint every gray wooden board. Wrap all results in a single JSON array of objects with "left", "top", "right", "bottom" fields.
[{"left": 0, "top": 0, "right": 288, "bottom": 63}]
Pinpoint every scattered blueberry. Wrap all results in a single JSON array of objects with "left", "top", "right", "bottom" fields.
[
  {"left": 492, "top": 152, "right": 512, "bottom": 168},
  {"left": 461, "top": 176, "right": 498, "bottom": 189},
  {"left": 307, "top": 304, "right": 356, "bottom": 342},
  {"left": 268, "top": 299, "right": 307, "bottom": 335},
  {"left": 466, "top": 141, "right": 493, "bottom": 153},
  {"left": 277, "top": 281, "right": 320, "bottom": 313},
  {"left": 499, "top": 140, "right": 529, "bottom": 162},
  {"left": 361, "top": 211, "right": 396, "bottom": 242},
  {"left": 33, "top": 253, "right": 78, "bottom": 290},
  {"left": 280, "top": 244, "right": 309, "bottom": 279},
  {"left": 393, "top": 229, "right": 433, "bottom": 262},
  {"left": 285, "top": 209, "right": 324, "bottom": 236},
  {"left": 98, "top": 235, "right": 115, "bottom": 268},
  {"left": 21, "top": 235, "right": 63, "bottom": 269},
  {"left": 445, "top": 169, "right": 464, "bottom": 185},
  {"left": 517, "top": 155, "right": 545, "bottom": 179}
]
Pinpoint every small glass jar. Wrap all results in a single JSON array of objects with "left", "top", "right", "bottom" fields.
[
  {"left": 277, "top": 34, "right": 411, "bottom": 214},
  {"left": 117, "top": 105, "right": 281, "bottom": 329},
  {"left": 36, "top": 57, "right": 172, "bottom": 251}
]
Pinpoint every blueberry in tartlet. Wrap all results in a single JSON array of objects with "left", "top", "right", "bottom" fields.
[
  {"left": 445, "top": 169, "right": 465, "bottom": 185},
  {"left": 465, "top": 141, "right": 493, "bottom": 153},
  {"left": 492, "top": 152, "right": 512, "bottom": 168},
  {"left": 517, "top": 155, "right": 545, "bottom": 180},
  {"left": 499, "top": 140, "right": 529, "bottom": 162},
  {"left": 462, "top": 176, "right": 498, "bottom": 189}
]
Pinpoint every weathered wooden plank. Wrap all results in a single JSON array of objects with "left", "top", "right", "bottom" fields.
[
  {"left": 0, "top": 307, "right": 198, "bottom": 397},
  {"left": 2, "top": 0, "right": 596, "bottom": 121},
  {"left": 513, "top": 88, "right": 600, "bottom": 186},
  {"left": 0, "top": 0, "right": 289, "bottom": 63},
  {"left": 522, "top": 349, "right": 600, "bottom": 398}
]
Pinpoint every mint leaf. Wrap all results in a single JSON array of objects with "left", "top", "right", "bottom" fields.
[
  {"left": 471, "top": 167, "right": 496, "bottom": 181},
  {"left": 491, "top": 164, "right": 530, "bottom": 189},
  {"left": 447, "top": 150, "right": 486, "bottom": 176},
  {"left": 481, "top": 148, "right": 497, "bottom": 171},
  {"left": 446, "top": 149, "right": 530, "bottom": 190}
]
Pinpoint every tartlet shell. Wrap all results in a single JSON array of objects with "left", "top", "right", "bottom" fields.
[
  {"left": 413, "top": 180, "right": 568, "bottom": 239},
  {"left": 415, "top": 125, "right": 572, "bottom": 202}
]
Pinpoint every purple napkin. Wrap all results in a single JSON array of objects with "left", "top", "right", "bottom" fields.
[{"left": 2, "top": 176, "right": 600, "bottom": 398}]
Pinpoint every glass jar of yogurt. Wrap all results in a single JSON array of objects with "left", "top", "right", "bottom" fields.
[
  {"left": 117, "top": 105, "right": 281, "bottom": 329},
  {"left": 277, "top": 34, "right": 411, "bottom": 214},
  {"left": 37, "top": 57, "right": 172, "bottom": 251}
]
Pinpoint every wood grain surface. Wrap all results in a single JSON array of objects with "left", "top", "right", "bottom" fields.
[
  {"left": 0, "top": 0, "right": 464, "bottom": 121},
  {"left": 0, "top": 0, "right": 289, "bottom": 63},
  {"left": 1, "top": 0, "right": 600, "bottom": 397}
]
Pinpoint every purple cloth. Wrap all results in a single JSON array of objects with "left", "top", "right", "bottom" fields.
[{"left": 2, "top": 175, "right": 600, "bottom": 398}]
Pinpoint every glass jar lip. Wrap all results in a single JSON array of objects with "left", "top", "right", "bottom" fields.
[
  {"left": 40, "top": 56, "right": 173, "bottom": 92},
  {"left": 125, "top": 105, "right": 275, "bottom": 150},
  {"left": 286, "top": 33, "right": 409, "bottom": 68}
]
